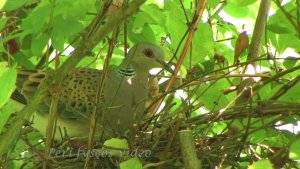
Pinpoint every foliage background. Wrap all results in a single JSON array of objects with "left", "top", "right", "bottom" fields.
[{"left": 0, "top": 0, "right": 300, "bottom": 168}]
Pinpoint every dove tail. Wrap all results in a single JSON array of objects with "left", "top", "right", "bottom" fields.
[
  {"left": 13, "top": 70, "right": 46, "bottom": 101},
  {"left": 16, "top": 70, "right": 37, "bottom": 90},
  {"left": 11, "top": 70, "right": 38, "bottom": 104}
]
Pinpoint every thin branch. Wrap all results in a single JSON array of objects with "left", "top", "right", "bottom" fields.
[
  {"left": 157, "top": 1, "right": 207, "bottom": 168},
  {"left": 151, "top": 0, "right": 207, "bottom": 116},
  {"left": 84, "top": 26, "right": 119, "bottom": 169},
  {"left": 270, "top": 75, "right": 300, "bottom": 100}
]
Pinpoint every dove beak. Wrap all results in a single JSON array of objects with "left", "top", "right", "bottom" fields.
[{"left": 155, "top": 58, "right": 173, "bottom": 73}]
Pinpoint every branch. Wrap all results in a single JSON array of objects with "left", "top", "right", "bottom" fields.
[
  {"left": 157, "top": 1, "right": 207, "bottom": 168},
  {"left": 179, "top": 130, "right": 202, "bottom": 169},
  {"left": 0, "top": 0, "right": 146, "bottom": 157},
  {"left": 236, "top": 0, "right": 272, "bottom": 106},
  {"left": 248, "top": 0, "right": 272, "bottom": 61},
  {"left": 186, "top": 102, "right": 300, "bottom": 125},
  {"left": 150, "top": 0, "right": 207, "bottom": 120}
]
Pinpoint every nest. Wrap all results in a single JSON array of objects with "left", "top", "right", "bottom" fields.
[{"left": 4, "top": 101, "right": 299, "bottom": 169}]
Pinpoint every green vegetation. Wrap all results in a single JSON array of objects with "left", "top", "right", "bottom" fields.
[{"left": 1, "top": 0, "right": 300, "bottom": 168}]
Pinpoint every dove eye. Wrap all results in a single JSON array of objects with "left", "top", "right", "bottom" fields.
[{"left": 143, "top": 48, "right": 154, "bottom": 58}]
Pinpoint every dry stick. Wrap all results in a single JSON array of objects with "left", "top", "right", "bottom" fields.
[
  {"left": 168, "top": 69, "right": 235, "bottom": 126},
  {"left": 188, "top": 101, "right": 300, "bottom": 125},
  {"left": 0, "top": 0, "right": 146, "bottom": 157},
  {"left": 184, "top": 59, "right": 300, "bottom": 92},
  {"left": 123, "top": 22, "right": 128, "bottom": 58},
  {"left": 165, "top": 0, "right": 207, "bottom": 93},
  {"left": 144, "top": 58, "right": 259, "bottom": 116},
  {"left": 21, "top": 136, "right": 50, "bottom": 167},
  {"left": 147, "top": 56, "right": 297, "bottom": 124},
  {"left": 123, "top": 0, "right": 129, "bottom": 58},
  {"left": 85, "top": 15, "right": 113, "bottom": 165},
  {"left": 152, "top": 0, "right": 207, "bottom": 115},
  {"left": 84, "top": 27, "right": 119, "bottom": 169},
  {"left": 43, "top": 95, "right": 59, "bottom": 169},
  {"left": 179, "top": 130, "right": 202, "bottom": 169},
  {"left": 269, "top": 133, "right": 300, "bottom": 168},
  {"left": 143, "top": 160, "right": 173, "bottom": 168},
  {"left": 86, "top": 0, "right": 113, "bottom": 38},
  {"left": 235, "top": 0, "right": 272, "bottom": 161},
  {"left": 157, "top": 0, "right": 207, "bottom": 168},
  {"left": 146, "top": 73, "right": 267, "bottom": 127}
]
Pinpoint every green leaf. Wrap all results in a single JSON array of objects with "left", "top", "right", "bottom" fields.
[
  {"left": 0, "top": 63, "right": 19, "bottom": 141},
  {"left": 211, "top": 122, "right": 227, "bottom": 134},
  {"left": 141, "top": 4, "right": 166, "bottom": 26},
  {"left": 207, "top": 0, "right": 221, "bottom": 8},
  {"left": 197, "top": 79, "right": 230, "bottom": 110},
  {"left": 120, "top": 157, "right": 142, "bottom": 169},
  {"left": 224, "top": 3, "right": 250, "bottom": 18},
  {"left": 77, "top": 56, "right": 98, "bottom": 68},
  {"left": 128, "top": 23, "right": 156, "bottom": 43},
  {"left": 279, "top": 130, "right": 296, "bottom": 142},
  {"left": 200, "top": 60, "right": 215, "bottom": 73},
  {"left": 283, "top": 57, "right": 298, "bottom": 69},
  {"left": 0, "top": 18, "right": 8, "bottom": 31},
  {"left": 51, "top": 29, "right": 65, "bottom": 51},
  {"left": 52, "top": 16, "right": 84, "bottom": 37},
  {"left": 278, "top": 83, "right": 300, "bottom": 103},
  {"left": 231, "top": 0, "right": 258, "bottom": 6},
  {"left": 53, "top": 0, "right": 87, "bottom": 20},
  {"left": 250, "top": 130, "right": 267, "bottom": 144},
  {"left": 0, "top": 0, "right": 7, "bottom": 9},
  {"left": 269, "top": 33, "right": 300, "bottom": 54},
  {"left": 216, "top": 22, "right": 238, "bottom": 36},
  {"left": 2, "top": 0, "right": 35, "bottom": 11},
  {"left": 0, "top": 62, "right": 16, "bottom": 108},
  {"left": 164, "top": 0, "right": 187, "bottom": 48},
  {"left": 14, "top": 51, "right": 35, "bottom": 69},
  {"left": 104, "top": 138, "right": 129, "bottom": 149},
  {"left": 290, "top": 140, "right": 300, "bottom": 160},
  {"left": 258, "top": 83, "right": 281, "bottom": 100},
  {"left": 0, "top": 102, "right": 15, "bottom": 133},
  {"left": 103, "top": 138, "right": 129, "bottom": 157},
  {"left": 267, "top": 24, "right": 290, "bottom": 34},
  {"left": 31, "top": 33, "right": 49, "bottom": 55},
  {"left": 248, "top": 159, "right": 273, "bottom": 169},
  {"left": 263, "top": 130, "right": 290, "bottom": 147},
  {"left": 131, "top": 12, "right": 149, "bottom": 29},
  {"left": 184, "top": 23, "right": 214, "bottom": 66},
  {"left": 0, "top": 39, "right": 3, "bottom": 53},
  {"left": 268, "top": 2, "right": 298, "bottom": 36},
  {"left": 278, "top": 34, "right": 300, "bottom": 53},
  {"left": 21, "top": 1, "right": 52, "bottom": 33}
]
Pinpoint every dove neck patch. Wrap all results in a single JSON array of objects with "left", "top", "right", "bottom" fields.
[{"left": 118, "top": 68, "right": 135, "bottom": 77}]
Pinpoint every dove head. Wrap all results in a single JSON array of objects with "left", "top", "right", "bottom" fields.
[{"left": 122, "top": 42, "right": 167, "bottom": 72}]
